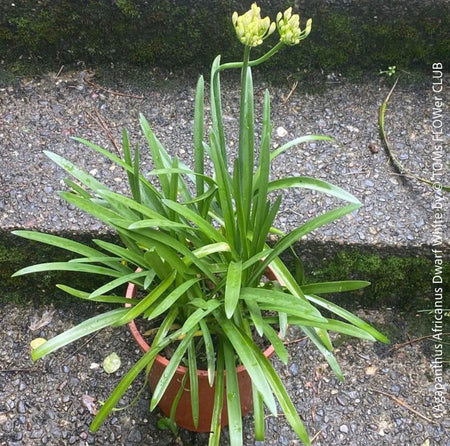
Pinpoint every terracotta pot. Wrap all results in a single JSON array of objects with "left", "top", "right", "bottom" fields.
[{"left": 126, "top": 272, "right": 276, "bottom": 432}]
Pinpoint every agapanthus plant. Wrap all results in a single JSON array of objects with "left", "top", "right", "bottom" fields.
[{"left": 13, "top": 4, "right": 388, "bottom": 445}]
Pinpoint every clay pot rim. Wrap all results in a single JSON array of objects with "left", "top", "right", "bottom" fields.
[{"left": 126, "top": 276, "right": 276, "bottom": 376}]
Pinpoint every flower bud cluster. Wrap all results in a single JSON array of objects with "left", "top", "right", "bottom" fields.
[
  {"left": 232, "top": 3, "right": 276, "bottom": 47},
  {"left": 232, "top": 3, "right": 312, "bottom": 48},
  {"left": 276, "top": 7, "right": 312, "bottom": 45}
]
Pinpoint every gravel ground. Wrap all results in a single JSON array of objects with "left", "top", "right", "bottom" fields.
[
  {"left": 0, "top": 67, "right": 448, "bottom": 251},
  {"left": 0, "top": 301, "right": 448, "bottom": 445}
]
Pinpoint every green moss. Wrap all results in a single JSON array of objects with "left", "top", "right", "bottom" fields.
[
  {"left": 0, "top": 232, "right": 117, "bottom": 307},
  {"left": 1, "top": 1, "right": 448, "bottom": 76},
  {"left": 304, "top": 249, "right": 449, "bottom": 310}
]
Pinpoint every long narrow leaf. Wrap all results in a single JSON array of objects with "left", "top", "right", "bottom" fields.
[
  {"left": 268, "top": 176, "right": 361, "bottom": 204},
  {"left": 262, "top": 321, "right": 288, "bottom": 364},
  {"left": 188, "top": 339, "right": 200, "bottom": 428},
  {"left": 215, "top": 311, "right": 277, "bottom": 415},
  {"left": 225, "top": 261, "right": 242, "bottom": 318},
  {"left": 302, "top": 326, "right": 343, "bottom": 379},
  {"left": 90, "top": 342, "right": 161, "bottom": 432},
  {"left": 32, "top": 308, "right": 128, "bottom": 360},
  {"left": 56, "top": 284, "right": 139, "bottom": 305},
  {"left": 270, "top": 135, "right": 335, "bottom": 162},
  {"left": 224, "top": 339, "right": 243, "bottom": 446},
  {"left": 242, "top": 326, "right": 312, "bottom": 445},
  {"left": 252, "top": 203, "right": 361, "bottom": 282},
  {"left": 252, "top": 385, "right": 265, "bottom": 441},
  {"left": 117, "top": 272, "right": 176, "bottom": 325},
  {"left": 208, "top": 340, "right": 224, "bottom": 446},
  {"left": 240, "top": 288, "right": 325, "bottom": 322},
  {"left": 89, "top": 270, "right": 148, "bottom": 298},
  {"left": 301, "top": 280, "right": 370, "bottom": 294},
  {"left": 12, "top": 262, "right": 126, "bottom": 278},
  {"left": 305, "top": 294, "right": 389, "bottom": 343},
  {"left": 199, "top": 319, "right": 215, "bottom": 387},
  {"left": 12, "top": 231, "right": 103, "bottom": 258},
  {"left": 144, "top": 278, "right": 200, "bottom": 320},
  {"left": 162, "top": 199, "right": 229, "bottom": 245},
  {"left": 150, "top": 328, "right": 196, "bottom": 410}
]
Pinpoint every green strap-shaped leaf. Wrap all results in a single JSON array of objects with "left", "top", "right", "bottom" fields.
[
  {"left": 89, "top": 270, "right": 148, "bottom": 298},
  {"left": 117, "top": 271, "right": 176, "bottom": 325},
  {"left": 143, "top": 278, "right": 200, "bottom": 320},
  {"left": 93, "top": 239, "right": 147, "bottom": 269},
  {"left": 270, "top": 135, "right": 335, "bottom": 162},
  {"left": 215, "top": 311, "right": 277, "bottom": 415},
  {"left": 245, "top": 298, "right": 264, "bottom": 337},
  {"left": 268, "top": 176, "right": 361, "bottom": 204},
  {"left": 32, "top": 308, "right": 129, "bottom": 361},
  {"left": 162, "top": 199, "right": 229, "bottom": 246},
  {"left": 225, "top": 260, "right": 243, "bottom": 319},
  {"left": 150, "top": 327, "right": 196, "bottom": 410},
  {"left": 90, "top": 340, "right": 162, "bottom": 432},
  {"left": 305, "top": 294, "right": 389, "bottom": 343},
  {"left": 252, "top": 203, "right": 362, "bottom": 282},
  {"left": 12, "top": 262, "right": 126, "bottom": 278},
  {"left": 44, "top": 150, "right": 110, "bottom": 195},
  {"left": 188, "top": 338, "right": 200, "bottom": 428},
  {"left": 199, "top": 319, "right": 215, "bottom": 387},
  {"left": 56, "top": 284, "right": 139, "bottom": 305},
  {"left": 208, "top": 340, "right": 224, "bottom": 446},
  {"left": 11, "top": 231, "right": 102, "bottom": 258},
  {"left": 301, "top": 280, "right": 370, "bottom": 294},
  {"left": 302, "top": 326, "right": 343, "bottom": 380},
  {"left": 224, "top": 339, "right": 243, "bottom": 446},
  {"left": 252, "top": 384, "right": 265, "bottom": 441},
  {"left": 261, "top": 321, "right": 288, "bottom": 365},
  {"left": 128, "top": 219, "right": 190, "bottom": 230},
  {"left": 245, "top": 332, "right": 312, "bottom": 446},
  {"left": 240, "top": 287, "right": 326, "bottom": 323}
]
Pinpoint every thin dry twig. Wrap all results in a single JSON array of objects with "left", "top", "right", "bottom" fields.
[
  {"left": 283, "top": 336, "right": 308, "bottom": 345},
  {"left": 311, "top": 428, "right": 323, "bottom": 443},
  {"left": 378, "top": 78, "right": 450, "bottom": 192},
  {"left": 87, "top": 108, "right": 122, "bottom": 156},
  {"left": 389, "top": 332, "right": 450, "bottom": 353},
  {"left": 369, "top": 388, "right": 438, "bottom": 425},
  {"left": 282, "top": 80, "right": 298, "bottom": 104},
  {"left": 56, "top": 65, "right": 65, "bottom": 78},
  {"left": 60, "top": 331, "right": 102, "bottom": 365},
  {"left": 0, "top": 367, "right": 40, "bottom": 374},
  {"left": 83, "top": 76, "right": 145, "bottom": 100}
]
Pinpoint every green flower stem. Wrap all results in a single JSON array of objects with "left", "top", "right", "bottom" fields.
[
  {"left": 236, "top": 45, "right": 251, "bottom": 259},
  {"left": 217, "top": 41, "right": 285, "bottom": 73}
]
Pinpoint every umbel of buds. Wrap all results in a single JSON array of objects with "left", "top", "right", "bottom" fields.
[
  {"left": 232, "top": 3, "right": 276, "bottom": 47},
  {"left": 232, "top": 3, "right": 312, "bottom": 48},
  {"left": 276, "top": 7, "right": 312, "bottom": 45}
]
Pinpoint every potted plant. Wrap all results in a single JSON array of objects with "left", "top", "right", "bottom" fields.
[{"left": 13, "top": 4, "right": 388, "bottom": 445}]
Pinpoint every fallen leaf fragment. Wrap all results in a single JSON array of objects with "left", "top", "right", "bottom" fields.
[
  {"left": 365, "top": 365, "right": 378, "bottom": 376},
  {"left": 30, "top": 338, "right": 47, "bottom": 351},
  {"left": 81, "top": 394, "right": 98, "bottom": 415},
  {"left": 29, "top": 309, "right": 55, "bottom": 331},
  {"left": 103, "top": 352, "right": 121, "bottom": 374}
]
